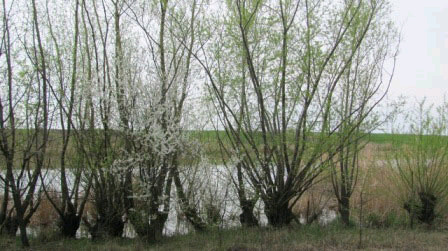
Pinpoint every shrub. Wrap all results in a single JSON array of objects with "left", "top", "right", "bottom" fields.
[{"left": 387, "top": 100, "right": 448, "bottom": 226}]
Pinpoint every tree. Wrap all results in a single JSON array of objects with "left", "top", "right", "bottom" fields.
[
  {"left": 79, "top": 0, "right": 129, "bottom": 238},
  {"left": 328, "top": 1, "right": 398, "bottom": 226},
  {"left": 0, "top": 0, "right": 51, "bottom": 246},
  {"left": 195, "top": 0, "right": 398, "bottom": 227},
  {"left": 35, "top": 0, "right": 93, "bottom": 238},
  {"left": 116, "top": 0, "right": 206, "bottom": 240},
  {"left": 204, "top": 13, "right": 260, "bottom": 226}
]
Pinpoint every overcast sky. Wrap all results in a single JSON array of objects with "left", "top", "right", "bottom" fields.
[{"left": 389, "top": 0, "right": 448, "bottom": 104}]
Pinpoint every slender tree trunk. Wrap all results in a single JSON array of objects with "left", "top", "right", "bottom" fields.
[
  {"left": 0, "top": 179, "right": 9, "bottom": 233},
  {"left": 339, "top": 195, "right": 350, "bottom": 226},
  {"left": 4, "top": 217, "right": 19, "bottom": 237},
  {"left": 173, "top": 165, "right": 206, "bottom": 231},
  {"left": 147, "top": 213, "right": 168, "bottom": 242},
  {"left": 113, "top": 0, "right": 134, "bottom": 214},
  {"left": 16, "top": 210, "right": 29, "bottom": 247},
  {"left": 236, "top": 163, "right": 258, "bottom": 227}
]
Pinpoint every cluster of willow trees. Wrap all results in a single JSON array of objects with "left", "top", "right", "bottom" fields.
[{"left": 0, "top": 0, "right": 399, "bottom": 247}]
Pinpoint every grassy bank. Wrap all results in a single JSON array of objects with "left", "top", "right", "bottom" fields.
[{"left": 2, "top": 224, "right": 447, "bottom": 250}]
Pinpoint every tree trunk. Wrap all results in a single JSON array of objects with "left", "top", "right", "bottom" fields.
[
  {"left": 147, "top": 215, "right": 167, "bottom": 242},
  {"left": 1, "top": 215, "right": 18, "bottom": 237},
  {"left": 339, "top": 195, "right": 350, "bottom": 226},
  {"left": 239, "top": 199, "right": 258, "bottom": 227},
  {"left": 264, "top": 200, "right": 294, "bottom": 227},
  {"left": 0, "top": 180, "right": 9, "bottom": 232},
  {"left": 173, "top": 166, "right": 206, "bottom": 232},
  {"left": 59, "top": 213, "right": 81, "bottom": 238},
  {"left": 128, "top": 210, "right": 150, "bottom": 238},
  {"left": 129, "top": 211, "right": 168, "bottom": 242},
  {"left": 18, "top": 218, "right": 29, "bottom": 247},
  {"left": 89, "top": 214, "right": 124, "bottom": 240},
  {"left": 235, "top": 163, "right": 258, "bottom": 227}
]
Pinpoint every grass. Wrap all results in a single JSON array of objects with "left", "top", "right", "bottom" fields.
[{"left": 1, "top": 224, "right": 448, "bottom": 250}]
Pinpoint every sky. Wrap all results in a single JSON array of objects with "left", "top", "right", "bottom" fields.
[{"left": 389, "top": 0, "right": 448, "bottom": 105}]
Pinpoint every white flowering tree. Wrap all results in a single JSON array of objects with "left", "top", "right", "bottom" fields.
[
  {"left": 76, "top": 0, "right": 133, "bottom": 238},
  {"left": 104, "top": 0, "right": 207, "bottom": 241}
]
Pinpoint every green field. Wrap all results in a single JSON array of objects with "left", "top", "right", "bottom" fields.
[
  {"left": 191, "top": 130, "right": 423, "bottom": 144},
  {"left": 190, "top": 131, "right": 425, "bottom": 162},
  {"left": 0, "top": 130, "right": 427, "bottom": 168},
  {"left": 367, "top": 133, "right": 419, "bottom": 145}
]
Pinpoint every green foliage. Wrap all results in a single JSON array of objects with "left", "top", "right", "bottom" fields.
[{"left": 387, "top": 100, "right": 448, "bottom": 225}]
